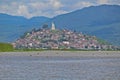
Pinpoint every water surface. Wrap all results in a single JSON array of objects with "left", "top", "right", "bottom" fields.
[{"left": 0, "top": 53, "right": 120, "bottom": 80}]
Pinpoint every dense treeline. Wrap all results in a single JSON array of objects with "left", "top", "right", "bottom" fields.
[{"left": 0, "top": 43, "right": 14, "bottom": 52}]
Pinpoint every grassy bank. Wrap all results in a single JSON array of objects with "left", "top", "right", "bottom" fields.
[
  {"left": 0, "top": 43, "right": 14, "bottom": 52},
  {"left": 0, "top": 42, "right": 119, "bottom": 52},
  {"left": 14, "top": 48, "right": 120, "bottom": 52}
]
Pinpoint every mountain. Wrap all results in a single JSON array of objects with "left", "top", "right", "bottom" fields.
[
  {"left": 0, "top": 13, "right": 28, "bottom": 25},
  {"left": 0, "top": 13, "right": 50, "bottom": 42},
  {"left": 50, "top": 5, "right": 120, "bottom": 29},
  {"left": 0, "top": 5, "right": 120, "bottom": 46},
  {"left": 47, "top": 5, "right": 120, "bottom": 46}
]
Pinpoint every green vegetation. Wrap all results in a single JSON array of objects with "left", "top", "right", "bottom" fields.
[
  {"left": 0, "top": 43, "right": 14, "bottom": 52},
  {"left": 14, "top": 48, "right": 120, "bottom": 52},
  {"left": 14, "top": 48, "right": 45, "bottom": 52},
  {"left": 97, "top": 38, "right": 110, "bottom": 45}
]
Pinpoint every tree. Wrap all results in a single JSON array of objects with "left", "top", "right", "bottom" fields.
[{"left": 42, "top": 24, "right": 48, "bottom": 29}]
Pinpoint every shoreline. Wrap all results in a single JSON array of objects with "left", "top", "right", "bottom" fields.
[{"left": 0, "top": 51, "right": 120, "bottom": 58}]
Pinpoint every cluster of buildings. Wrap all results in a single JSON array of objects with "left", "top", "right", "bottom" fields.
[{"left": 12, "top": 23, "right": 113, "bottom": 50}]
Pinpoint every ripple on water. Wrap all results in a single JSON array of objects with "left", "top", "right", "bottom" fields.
[{"left": 0, "top": 56, "right": 120, "bottom": 80}]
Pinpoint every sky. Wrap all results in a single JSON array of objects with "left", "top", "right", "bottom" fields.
[{"left": 0, "top": 0, "right": 120, "bottom": 18}]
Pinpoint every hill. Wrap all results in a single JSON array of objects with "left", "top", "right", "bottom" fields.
[
  {"left": 12, "top": 26, "right": 114, "bottom": 50},
  {"left": 47, "top": 5, "right": 120, "bottom": 46},
  {"left": 0, "top": 5, "right": 120, "bottom": 46},
  {"left": 0, "top": 13, "right": 50, "bottom": 42}
]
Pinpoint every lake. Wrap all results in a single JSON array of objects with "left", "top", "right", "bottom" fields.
[{"left": 0, "top": 53, "right": 120, "bottom": 80}]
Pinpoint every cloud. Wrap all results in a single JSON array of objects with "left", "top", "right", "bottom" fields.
[
  {"left": 74, "top": 1, "right": 93, "bottom": 9},
  {"left": 30, "top": 0, "right": 63, "bottom": 10},
  {"left": 97, "top": 0, "right": 120, "bottom": 5},
  {"left": 27, "top": 0, "right": 64, "bottom": 17},
  {"left": 0, "top": 0, "right": 64, "bottom": 18},
  {"left": 0, "top": 0, "right": 120, "bottom": 18},
  {"left": 0, "top": 2, "right": 18, "bottom": 16},
  {"left": 55, "top": 10, "right": 68, "bottom": 15},
  {"left": 97, "top": 0, "right": 109, "bottom": 4},
  {"left": 50, "top": 0, "right": 63, "bottom": 10},
  {"left": 17, "top": 5, "right": 31, "bottom": 18}
]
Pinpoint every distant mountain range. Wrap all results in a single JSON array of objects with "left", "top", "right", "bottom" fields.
[
  {"left": 0, "top": 5, "right": 120, "bottom": 46},
  {"left": 0, "top": 13, "right": 50, "bottom": 42},
  {"left": 49, "top": 5, "right": 120, "bottom": 46}
]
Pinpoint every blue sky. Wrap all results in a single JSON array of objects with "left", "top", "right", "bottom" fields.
[{"left": 0, "top": 0, "right": 120, "bottom": 18}]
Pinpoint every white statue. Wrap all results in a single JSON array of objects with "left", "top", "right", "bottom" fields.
[{"left": 51, "top": 22, "right": 56, "bottom": 30}]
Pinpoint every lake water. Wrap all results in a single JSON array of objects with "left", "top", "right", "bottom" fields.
[{"left": 0, "top": 55, "right": 120, "bottom": 80}]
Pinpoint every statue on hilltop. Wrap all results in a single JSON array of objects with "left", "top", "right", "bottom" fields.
[{"left": 51, "top": 22, "right": 56, "bottom": 30}]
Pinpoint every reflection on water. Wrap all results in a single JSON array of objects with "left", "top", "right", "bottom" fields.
[{"left": 0, "top": 55, "right": 120, "bottom": 80}]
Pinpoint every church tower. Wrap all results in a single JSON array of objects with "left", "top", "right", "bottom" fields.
[{"left": 51, "top": 22, "right": 56, "bottom": 30}]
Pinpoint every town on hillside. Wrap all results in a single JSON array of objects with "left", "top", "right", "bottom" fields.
[{"left": 12, "top": 22, "right": 115, "bottom": 50}]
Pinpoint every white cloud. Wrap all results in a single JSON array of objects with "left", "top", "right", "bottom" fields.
[
  {"left": 30, "top": 0, "right": 63, "bottom": 10},
  {"left": 73, "top": 1, "right": 93, "bottom": 9},
  {"left": 28, "top": 0, "right": 64, "bottom": 17},
  {"left": 0, "top": 0, "right": 120, "bottom": 18},
  {"left": 17, "top": 5, "right": 32, "bottom": 18},
  {"left": 0, "top": 3, "right": 17, "bottom": 15},
  {"left": 30, "top": 2, "right": 47, "bottom": 10},
  {"left": 49, "top": 0, "right": 63, "bottom": 9},
  {"left": 97, "top": 0, "right": 109, "bottom": 4},
  {"left": 97, "top": 0, "right": 120, "bottom": 5},
  {"left": 55, "top": 10, "right": 68, "bottom": 15}
]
